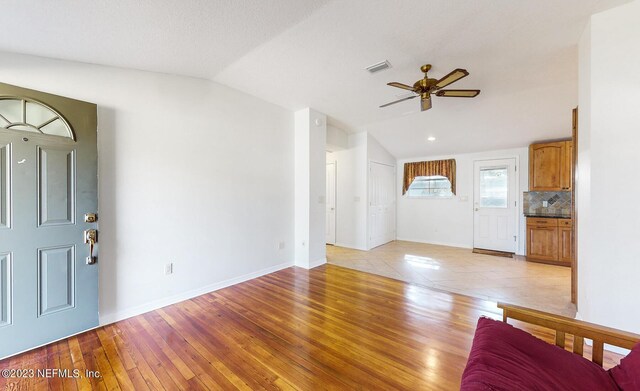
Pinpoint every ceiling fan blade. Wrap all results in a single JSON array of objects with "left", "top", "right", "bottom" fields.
[
  {"left": 387, "top": 82, "right": 416, "bottom": 91},
  {"left": 435, "top": 68, "right": 469, "bottom": 89},
  {"left": 421, "top": 97, "right": 432, "bottom": 111},
  {"left": 379, "top": 95, "right": 418, "bottom": 108},
  {"left": 435, "top": 89, "right": 481, "bottom": 98}
]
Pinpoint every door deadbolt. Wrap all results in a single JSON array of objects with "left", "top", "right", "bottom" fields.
[{"left": 84, "top": 213, "right": 98, "bottom": 223}]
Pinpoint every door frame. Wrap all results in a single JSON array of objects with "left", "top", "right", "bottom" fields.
[
  {"left": 367, "top": 160, "right": 396, "bottom": 250},
  {"left": 326, "top": 161, "right": 336, "bottom": 245},
  {"left": 472, "top": 156, "right": 520, "bottom": 254},
  {"left": 572, "top": 107, "right": 578, "bottom": 306}
]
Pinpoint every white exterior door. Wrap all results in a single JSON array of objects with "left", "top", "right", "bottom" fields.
[
  {"left": 369, "top": 162, "right": 396, "bottom": 249},
  {"left": 473, "top": 158, "right": 518, "bottom": 253},
  {"left": 326, "top": 162, "right": 336, "bottom": 245}
]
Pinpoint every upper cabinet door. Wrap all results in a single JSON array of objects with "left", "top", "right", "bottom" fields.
[
  {"left": 529, "top": 141, "right": 566, "bottom": 191},
  {"left": 560, "top": 141, "right": 573, "bottom": 191}
]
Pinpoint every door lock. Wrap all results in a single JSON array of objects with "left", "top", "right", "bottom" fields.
[
  {"left": 84, "top": 229, "right": 98, "bottom": 265},
  {"left": 84, "top": 213, "right": 98, "bottom": 223}
]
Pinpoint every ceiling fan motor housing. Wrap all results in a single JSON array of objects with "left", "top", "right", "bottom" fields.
[{"left": 413, "top": 78, "right": 439, "bottom": 93}]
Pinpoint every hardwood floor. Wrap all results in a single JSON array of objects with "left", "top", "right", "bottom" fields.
[
  {"left": 0, "top": 264, "right": 620, "bottom": 390},
  {"left": 328, "top": 241, "right": 575, "bottom": 317}
]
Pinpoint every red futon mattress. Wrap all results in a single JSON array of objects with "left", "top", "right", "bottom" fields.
[{"left": 461, "top": 317, "right": 640, "bottom": 391}]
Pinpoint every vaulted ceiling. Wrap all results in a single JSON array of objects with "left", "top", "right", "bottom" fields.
[{"left": 1, "top": 0, "right": 630, "bottom": 158}]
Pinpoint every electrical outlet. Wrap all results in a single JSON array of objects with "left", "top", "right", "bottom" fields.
[{"left": 164, "top": 263, "right": 173, "bottom": 275}]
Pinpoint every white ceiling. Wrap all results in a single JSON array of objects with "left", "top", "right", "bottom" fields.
[{"left": 1, "top": 0, "right": 630, "bottom": 158}]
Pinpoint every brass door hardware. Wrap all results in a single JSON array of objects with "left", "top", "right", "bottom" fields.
[
  {"left": 84, "top": 213, "right": 97, "bottom": 223},
  {"left": 84, "top": 229, "right": 98, "bottom": 265}
]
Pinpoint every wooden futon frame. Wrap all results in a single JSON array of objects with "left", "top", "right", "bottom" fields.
[{"left": 498, "top": 302, "right": 640, "bottom": 366}]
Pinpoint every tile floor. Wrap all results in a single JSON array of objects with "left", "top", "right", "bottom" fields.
[{"left": 327, "top": 240, "right": 576, "bottom": 317}]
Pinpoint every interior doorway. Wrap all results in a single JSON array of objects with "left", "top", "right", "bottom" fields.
[
  {"left": 326, "top": 161, "right": 336, "bottom": 245},
  {"left": 473, "top": 158, "right": 518, "bottom": 253}
]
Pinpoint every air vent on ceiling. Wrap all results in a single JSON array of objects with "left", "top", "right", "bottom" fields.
[{"left": 365, "top": 60, "right": 392, "bottom": 73}]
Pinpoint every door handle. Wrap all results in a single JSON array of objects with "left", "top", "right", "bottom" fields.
[{"left": 84, "top": 229, "right": 98, "bottom": 265}]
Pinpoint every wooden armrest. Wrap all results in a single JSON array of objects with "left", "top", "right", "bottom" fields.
[{"left": 498, "top": 302, "right": 640, "bottom": 366}]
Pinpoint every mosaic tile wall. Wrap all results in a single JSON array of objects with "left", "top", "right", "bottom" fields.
[{"left": 523, "top": 191, "right": 572, "bottom": 217}]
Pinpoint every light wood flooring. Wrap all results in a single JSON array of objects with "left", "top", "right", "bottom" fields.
[
  {"left": 0, "top": 264, "right": 617, "bottom": 390},
  {"left": 327, "top": 240, "right": 575, "bottom": 317}
]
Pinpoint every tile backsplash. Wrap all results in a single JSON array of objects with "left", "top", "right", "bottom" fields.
[{"left": 523, "top": 191, "right": 572, "bottom": 217}]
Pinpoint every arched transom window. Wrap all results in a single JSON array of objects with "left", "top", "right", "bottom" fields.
[{"left": 0, "top": 97, "right": 75, "bottom": 140}]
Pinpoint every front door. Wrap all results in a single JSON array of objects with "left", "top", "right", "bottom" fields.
[
  {"left": 0, "top": 83, "right": 98, "bottom": 358},
  {"left": 473, "top": 158, "right": 517, "bottom": 253}
]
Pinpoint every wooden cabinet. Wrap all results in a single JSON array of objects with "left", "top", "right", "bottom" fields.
[
  {"left": 527, "top": 225, "right": 559, "bottom": 261},
  {"left": 529, "top": 140, "right": 573, "bottom": 191},
  {"left": 559, "top": 227, "right": 573, "bottom": 263},
  {"left": 526, "top": 217, "right": 572, "bottom": 266},
  {"left": 560, "top": 141, "right": 573, "bottom": 191}
]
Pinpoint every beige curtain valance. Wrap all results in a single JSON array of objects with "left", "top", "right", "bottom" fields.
[{"left": 402, "top": 159, "right": 456, "bottom": 195}]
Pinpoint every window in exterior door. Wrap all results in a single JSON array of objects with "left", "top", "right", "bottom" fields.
[
  {"left": 0, "top": 97, "right": 74, "bottom": 140},
  {"left": 479, "top": 167, "right": 508, "bottom": 208}
]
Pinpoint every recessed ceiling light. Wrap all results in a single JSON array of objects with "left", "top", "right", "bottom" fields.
[{"left": 427, "top": 136, "right": 436, "bottom": 142}]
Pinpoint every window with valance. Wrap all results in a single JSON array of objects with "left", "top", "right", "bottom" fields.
[{"left": 403, "top": 159, "right": 456, "bottom": 196}]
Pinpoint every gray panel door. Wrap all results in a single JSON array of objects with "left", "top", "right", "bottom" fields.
[{"left": 0, "top": 83, "right": 98, "bottom": 359}]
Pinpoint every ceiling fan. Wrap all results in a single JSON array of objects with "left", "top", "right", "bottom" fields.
[{"left": 380, "top": 64, "right": 480, "bottom": 111}]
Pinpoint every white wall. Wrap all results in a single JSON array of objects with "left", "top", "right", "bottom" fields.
[
  {"left": 0, "top": 52, "right": 295, "bottom": 324},
  {"left": 396, "top": 147, "right": 529, "bottom": 254},
  {"left": 294, "top": 108, "right": 327, "bottom": 268},
  {"left": 326, "top": 124, "right": 348, "bottom": 151},
  {"left": 577, "top": 0, "right": 640, "bottom": 333},
  {"left": 367, "top": 134, "right": 395, "bottom": 166}
]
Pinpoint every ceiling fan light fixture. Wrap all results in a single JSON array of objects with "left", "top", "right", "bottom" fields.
[
  {"left": 380, "top": 63, "right": 480, "bottom": 111},
  {"left": 420, "top": 96, "right": 432, "bottom": 111}
]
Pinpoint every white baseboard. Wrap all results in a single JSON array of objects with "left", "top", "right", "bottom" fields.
[
  {"left": 99, "top": 260, "right": 294, "bottom": 326},
  {"left": 395, "top": 237, "right": 525, "bottom": 256},
  {"left": 395, "top": 237, "right": 472, "bottom": 250},
  {"left": 333, "top": 242, "right": 367, "bottom": 251},
  {"left": 309, "top": 257, "right": 327, "bottom": 269}
]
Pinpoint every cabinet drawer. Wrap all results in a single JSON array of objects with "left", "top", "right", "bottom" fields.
[
  {"left": 527, "top": 217, "right": 557, "bottom": 227},
  {"left": 558, "top": 219, "right": 573, "bottom": 227}
]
